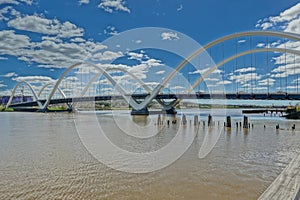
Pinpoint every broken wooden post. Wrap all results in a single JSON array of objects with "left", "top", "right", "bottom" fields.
[
  {"left": 226, "top": 116, "right": 231, "bottom": 128},
  {"left": 243, "top": 116, "right": 248, "bottom": 129},
  {"left": 208, "top": 114, "right": 212, "bottom": 127},
  {"left": 194, "top": 115, "right": 198, "bottom": 126}
]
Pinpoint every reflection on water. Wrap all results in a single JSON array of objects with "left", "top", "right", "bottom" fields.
[
  {"left": 0, "top": 110, "right": 299, "bottom": 199},
  {"left": 131, "top": 115, "right": 150, "bottom": 126}
]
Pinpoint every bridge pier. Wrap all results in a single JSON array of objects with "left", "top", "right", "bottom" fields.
[
  {"left": 131, "top": 107, "right": 150, "bottom": 115},
  {"left": 163, "top": 107, "right": 177, "bottom": 115}
]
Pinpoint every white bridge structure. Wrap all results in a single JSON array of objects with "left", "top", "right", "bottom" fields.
[{"left": 6, "top": 30, "right": 300, "bottom": 115}]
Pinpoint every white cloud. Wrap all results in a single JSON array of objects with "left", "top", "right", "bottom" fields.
[
  {"left": 0, "top": 30, "right": 31, "bottom": 55},
  {"left": 92, "top": 50, "right": 123, "bottom": 61},
  {"left": 161, "top": 32, "right": 180, "bottom": 41},
  {"left": 41, "top": 36, "right": 62, "bottom": 43},
  {"left": 98, "top": 0, "right": 130, "bottom": 13},
  {"left": 0, "top": 6, "right": 20, "bottom": 21},
  {"left": 177, "top": 4, "right": 183, "bottom": 11},
  {"left": 269, "top": 3, "right": 300, "bottom": 23},
  {"left": 171, "top": 85, "right": 184, "bottom": 90},
  {"left": 258, "top": 78, "right": 275, "bottom": 86},
  {"left": 126, "top": 51, "right": 150, "bottom": 61},
  {"left": 235, "top": 67, "right": 256, "bottom": 73},
  {"left": 155, "top": 70, "right": 165, "bottom": 75},
  {"left": 271, "top": 41, "right": 282, "bottom": 47},
  {"left": 8, "top": 15, "right": 84, "bottom": 38},
  {"left": 142, "top": 58, "right": 163, "bottom": 67},
  {"left": 259, "top": 22, "right": 273, "bottom": 30},
  {"left": 0, "top": 83, "right": 7, "bottom": 88},
  {"left": 11, "top": 36, "right": 107, "bottom": 68},
  {"left": 238, "top": 39, "right": 246, "bottom": 43},
  {"left": 0, "top": 0, "right": 19, "bottom": 5},
  {"left": 104, "top": 25, "right": 119, "bottom": 36},
  {"left": 256, "top": 43, "right": 265, "bottom": 48},
  {"left": 12, "top": 75, "right": 55, "bottom": 85},
  {"left": 204, "top": 78, "right": 219, "bottom": 82},
  {"left": 252, "top": 86, "right": 268, "bottom": 91},
  {"left": 127, "top": 52, "right": 144, "bottom": 61},
  {"left": 189, "top": 68, "right": 223, "bottom": 75},
  {"left": 1, "top": 72, "right": 17, "bottom": 77},
  {"left": 285, "top": 17, "right": 300, "bottom": 33},
  {"left": 145, "top": 82, "right": 159, "bottom": 87},
  {"left": 271, "top": 52, "right": 300, "bottom": 77},
  {"left": 79, "top": 0, "right": 89, "bottom": 5},
  {"left": 70, "top": 37, "right": 86, "bottom": 43},
  {"left": 271, "top": 66, "right": 300, "bottom": 78},
  {"left": 256, "top": 3, "right": 300, "bottom": 81},
  {"left": 217, "top": 80, "right": 232, "bottom": 85},
  {"left": 256, "top": 3, "right": 300, "bottom": 34},
  {"left": 287, "top": 85, "right": 299, "bottom": 89},
  {"left": 20, "top": 0, "right": 33, "bottom": 5},
  {"left": 229, "top": 73, "right": 261, "bottom": 84}
]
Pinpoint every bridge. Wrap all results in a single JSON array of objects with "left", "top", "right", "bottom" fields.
[
  {"left": 8, "top": 92, "right": 300, "bottom": 107},
  {"left": 4, "top": 30, "right": 300, "bottom": 115}
]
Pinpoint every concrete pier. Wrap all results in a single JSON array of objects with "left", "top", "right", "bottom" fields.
[
  {"left": 163, "top": 107, "right": 177, "bottom": 115},
  {"left": 131, "top": 107, "right": 149, "bottom": 115},
  {"left": 258, "top": 154, "right": 300, "bottom": 200}
]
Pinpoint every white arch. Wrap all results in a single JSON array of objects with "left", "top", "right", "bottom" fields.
[
  {"left": 41, "top": 62, "right": 148, "bottom": 111},
  {"left": 80, "top": 66, "right": 151, "bottom": 97},
  {"left": 164, "top": 47, "right": 300, "bottom": 108},
  {"left": 38, "top": 82, "right": 67, "bottom": 98},
  {"left": 6, "top": 81, "right": 40, "bottom": 108},
  {"left": 80, "top": 66, "right": 175, "bottom": 110},
  {"left": 170, "top": 30, "right": 300, "bottom": 90},
  {"left": 10, "top": 31, "right": 300, "bottom": 111},
  {"left": 189, "top": 47, "right": 300, "bottom": 93},
  {"left": 122, "top": 31, "right": 300, "bottom": 111}
]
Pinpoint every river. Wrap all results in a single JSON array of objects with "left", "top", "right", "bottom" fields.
[{"left": 0, "top": 109, "right": 299, "bottom": 199}]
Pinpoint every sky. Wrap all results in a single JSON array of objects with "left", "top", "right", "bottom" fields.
[{"left": 0, "top": 0, "right": 300, "bottom": 98}]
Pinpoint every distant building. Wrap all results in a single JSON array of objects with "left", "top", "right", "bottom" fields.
[{"left": 0, "top": 96, "right": 33, "bottom": 105}]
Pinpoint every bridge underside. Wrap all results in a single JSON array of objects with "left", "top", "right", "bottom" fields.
[{"left": 7, "top": 93, "right": 300, "bottom": 114}]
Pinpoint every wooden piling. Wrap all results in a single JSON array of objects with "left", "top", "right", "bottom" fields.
[
  {"left": 226, "top": 116, "right": 231, "bottom": 128},
  {"left": 194, "top": 115, "right": 198, "bottom": 126},
  {"left": 208, "top": 114, "right": 212, "bottom": 127},
  {"left": 157, "top": 114, "right": 161, "bottom": 125},
  {"left": 243, "top": 116, "right": 248, "bottom": 129},
  {"left": 182, "top": 114, "right": 187, "bottom": 125}
]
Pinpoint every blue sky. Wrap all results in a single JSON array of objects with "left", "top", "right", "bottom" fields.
[{"left": 0, "top": 0, "right": 300, "bottom": 97}]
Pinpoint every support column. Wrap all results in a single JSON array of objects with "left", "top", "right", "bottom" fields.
[{"left": 163, "top": 107, "right": 177, "bottom": 115}]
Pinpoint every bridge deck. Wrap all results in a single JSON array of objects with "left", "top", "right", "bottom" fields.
[
  {"left": 258, "top": 154, "right": 300, "bottom": 200},
  {"left": 8, "top": 93, "right": 300, "bottom": 108}
]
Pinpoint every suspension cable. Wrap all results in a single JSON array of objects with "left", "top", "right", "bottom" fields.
[
  {"left": 250, "top": 36, "right": 253, "bottom": 94},
  {"left": 235, "top": 38, "right": 238, "bottom": 93},
  {"left": 267, "top": 37, "right": 270, "bottom": 94},
  {"left": 285, "top": 41, "right": 288, "bottom": 94}
]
